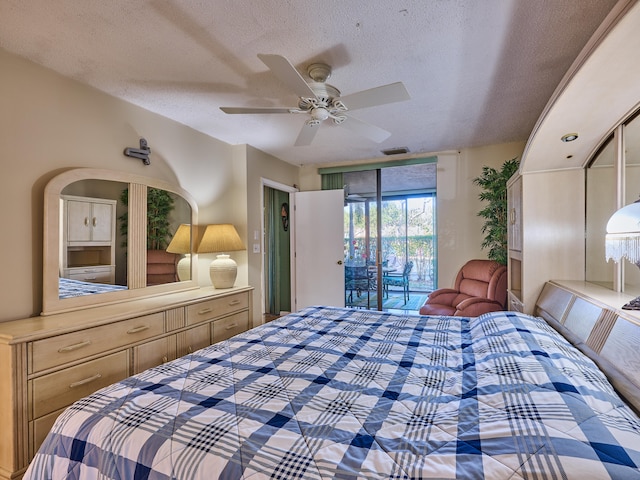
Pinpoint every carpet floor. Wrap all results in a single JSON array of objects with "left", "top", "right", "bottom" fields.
[{"left": 346, "top": 291, "right": 429, "bottom": 311}]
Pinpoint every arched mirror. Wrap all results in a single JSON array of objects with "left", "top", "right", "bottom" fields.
[
  {"left": 43, "top": 168, "right": 198, "bottom": 315},
  {"left": 585, "top": 107, "right": 640, "bottom": 295}
]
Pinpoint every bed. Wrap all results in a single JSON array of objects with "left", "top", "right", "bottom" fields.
[
  {"left": 24, "top": 304, "right": 640, "bottom": 479},
  {"left": 59, "top": 277, "right": 128, "bottom": 299}
]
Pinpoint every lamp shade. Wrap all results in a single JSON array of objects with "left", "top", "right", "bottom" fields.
[
  {"left": 166, "top": 224, "right": 192, "bottom": 254},
  {"left": 197, "top": 224, "right": 245, "bottom": 288},
  {"left": 605, "top": 200, "right": 640, "bottom": 263},
  {"left": 197, "top": 224, "right": 245, "bottom": 253},
  {"left": 166, "top": 224, "right": 192, "bottom": 281}
]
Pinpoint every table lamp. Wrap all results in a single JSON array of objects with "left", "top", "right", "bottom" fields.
[
  {"left": 605, "top": 199, "right": 640, "bottom": 309},
  {"left": 166, "top": 224, "right": 192, "bottom": 281},
  {"left": 197, "top": 224, "right": 245, "bottom": 288}
]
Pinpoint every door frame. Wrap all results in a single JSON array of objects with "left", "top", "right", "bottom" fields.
[{"left": 260, "top": 178, "right": 298, "bottom": 319}]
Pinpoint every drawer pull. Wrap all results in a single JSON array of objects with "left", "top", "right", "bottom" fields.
[
  {"left": 197, "top": 307, "right": 213, "bottom": 315},
  {"left": 127, "top": 325, "right": 150, "bottom": 334},
  {"left": 58, "top": 340, "right": 91, "bottom": 353},
  {"left": 162, "top": 356, "right": 168, "bottom": 363},
  {"left": 225, "top": 323, "right": 238, "bottom": 330},
  {"left": 228, "top": 299, "right": 241, "bottom": 306},
  {"left": 69, "top": 373, "right": 102, "bottom": 388}
]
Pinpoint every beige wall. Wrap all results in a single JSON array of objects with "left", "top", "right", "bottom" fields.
[
  {"left": 0, "top": 48, "right": 248, "bottom": 321},
  {"left": 299, "top": 141, "right": 525, "bottom": 289},
  {"left": 436, "top": 143, "right": 525, "bottom": 287},
  {"left": 245, "top": 145, "right": 300, "bottom": 324}
]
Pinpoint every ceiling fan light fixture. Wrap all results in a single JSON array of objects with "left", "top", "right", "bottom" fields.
[
  {"left": 220, "top": 54, "right": 409, "bottom": 146},
  {"left": 307, "top": 63, "right": 332, "bottom": 82},
  {"left": 310, "top": 107, "right": 330, "bottom": 122}
]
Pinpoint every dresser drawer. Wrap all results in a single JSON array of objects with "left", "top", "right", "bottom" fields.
[
  {"left": 31, "top": 350, "right": 129, "bottom": 419},
  {"left": 212, "top": 311, "right": 249, "bottom": 342},
  {"left": 31, "top": 312, "right": 164, "bottom": 373},
  {"left": 187, "top": 292, "right": 248, "bottom": 325},
  {"left": 65, "top": 265, "right": 114, "bottom": 283}
]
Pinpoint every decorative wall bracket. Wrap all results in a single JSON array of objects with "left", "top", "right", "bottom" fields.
[{"left": 124, "top": 138, "right": 151, "bottom": 165}]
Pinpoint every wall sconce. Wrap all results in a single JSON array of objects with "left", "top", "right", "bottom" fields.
[
  {"left": 197, "top": 224, "right": 245, "bottom": 288},
  {"left": 166, "top": 224, "right": 192, "bottom": 281},
  {"left": 124, "top": 137, "right": 151, "bottom": 165},
  {"left": 605, "top": 200, "right": 640, "bottom": 309}
]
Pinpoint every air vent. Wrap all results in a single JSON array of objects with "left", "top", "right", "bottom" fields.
[{"left": 381, "top": 147, "right": 409, "bottom": 156}]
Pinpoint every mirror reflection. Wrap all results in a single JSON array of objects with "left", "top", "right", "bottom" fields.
[
  {"left": 57, "top": 180, "right": 192, "bottom": 299},
  {"left": 143, "top": 190, "right": 192, "bottom": 286},
  {"left": 59, "top": 179, "right": 128, "bottom": 298}
]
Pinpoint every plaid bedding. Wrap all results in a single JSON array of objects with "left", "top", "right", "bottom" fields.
[
  {"left": 25, "top": 307, "right": 640, "bottom": 479},
  {"left": 59, "top": 277, "right": 127, "bottom": 298}
]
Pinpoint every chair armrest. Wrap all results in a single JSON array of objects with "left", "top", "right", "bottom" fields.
[
  {"left": 455, "top": 297, "right": 504, "bottom": 316},
  {"left": 383, "top": 272, "right": 402, "bottom": 279},
  {"left": 426, "top": 288, "right": 459, "bottom": 304}
]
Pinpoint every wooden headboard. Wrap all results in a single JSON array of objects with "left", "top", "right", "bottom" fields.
[{"left": 535, "top": 281, "right": 640, "bottom": 414}]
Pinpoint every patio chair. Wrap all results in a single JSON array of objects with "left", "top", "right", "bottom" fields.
[
  {"left": 345, "top": 265, "right": 374, "bottom": 308},
  {"left": 383, "top": 261, "right": 414, "bottom": 303}
]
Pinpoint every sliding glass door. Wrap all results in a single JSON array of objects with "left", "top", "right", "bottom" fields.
[{"left": 343, "top": 163, "right": 436, "bottom": 312}]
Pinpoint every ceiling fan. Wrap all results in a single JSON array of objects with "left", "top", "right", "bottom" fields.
[{"left": 220, "top": 54, "right": 411, "bottom": 146}]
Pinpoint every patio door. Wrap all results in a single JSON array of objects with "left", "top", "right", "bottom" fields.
[{"left": 343, "top": 163, "right": 437, "bottom": 311}]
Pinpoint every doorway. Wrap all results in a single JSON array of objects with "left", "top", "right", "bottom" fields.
[{"left": 263, "top": 185, "right": 292, "bottom": 319}]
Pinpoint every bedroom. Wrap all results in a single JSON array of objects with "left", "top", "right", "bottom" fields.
[{"left": 1, "top": 0, "right": 640, "bottom": 478}]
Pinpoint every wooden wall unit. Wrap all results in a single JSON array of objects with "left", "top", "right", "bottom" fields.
[
  {"left": 0, "top": 286, "right": 253, "bottom": 480},
  {"left": 506, "top": 169, "right": 585, "bottom": 314}
]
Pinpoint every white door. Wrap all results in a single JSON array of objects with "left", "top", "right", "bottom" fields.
[{"left": 293, "top": 190, "right": 345, "bottom": 310}]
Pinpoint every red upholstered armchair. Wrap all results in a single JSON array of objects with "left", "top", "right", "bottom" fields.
[{"left": 419, "top": 259, "right": 507, "bottom": 316}]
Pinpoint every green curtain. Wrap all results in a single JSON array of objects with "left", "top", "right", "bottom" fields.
[{"left": 321, "top": 172, "right": 343, "bottom": 190}]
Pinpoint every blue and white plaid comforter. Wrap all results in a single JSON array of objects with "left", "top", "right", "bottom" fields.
[{"left": 25, "top": 307, "right": 640, "bottom": 479}]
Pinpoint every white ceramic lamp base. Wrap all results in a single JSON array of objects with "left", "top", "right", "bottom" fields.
[
  {"left": 209, "top": 254, "right": 237, "bottom": 288},
  {"left": 176, "top": 255, "right": 191, "bottom": 281}
]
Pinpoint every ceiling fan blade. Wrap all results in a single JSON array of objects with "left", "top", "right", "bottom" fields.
[
  {"left": 220, "top": 107, "right": 292, "bottom": 114},
  {"left": 294, "top": 122, "right": 320, "bottom": 146},
  {"left": 339, "top": 82, "right": 410, "bottom": 111},
  {"left": 257, "top": 54, "right": 317, "bottom": 99},
  {"left": 341, "top": 115, "right": 392, "bottom": 143}
]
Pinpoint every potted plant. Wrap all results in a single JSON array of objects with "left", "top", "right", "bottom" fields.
[{"left": 472, "top": 157, "right": 520, "bottom": 265}]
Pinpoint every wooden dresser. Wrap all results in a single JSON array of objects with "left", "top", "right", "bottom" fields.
[{"left": 0, "top": 286, "right": 253, "bottom": 480}]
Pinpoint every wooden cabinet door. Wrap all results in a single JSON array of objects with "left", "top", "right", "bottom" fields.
[
  {"left": 508, "top": 175, "right": 522, "bottom": 252},
  {"left": 91, "top": 201, "right": 114, "bottom": 242},
  {"left": 178, "top": 323, "right": 211, "bottom": 357},
  {"left": 133, "top": 336, "right": 176, "bottom": 374},
  {"left": 67, "top": 199, "right": 92, "bottom": 242}
]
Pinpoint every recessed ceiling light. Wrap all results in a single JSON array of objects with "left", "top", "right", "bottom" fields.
[{"left": 561, "top": 133, "right": 578, "bottom": 142}]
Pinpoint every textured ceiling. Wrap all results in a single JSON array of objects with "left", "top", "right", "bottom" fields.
[{"left": 0, "top": 0, "right": 618, "bottom": 166}]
